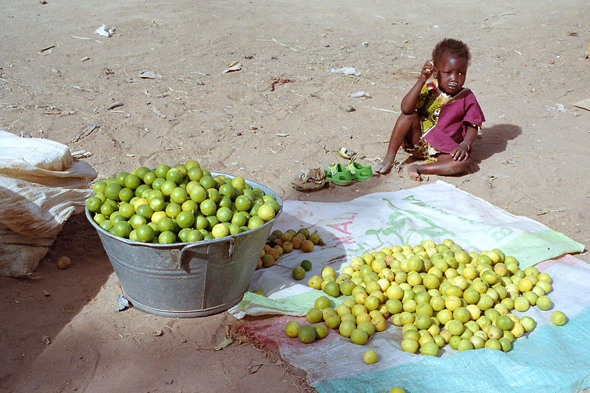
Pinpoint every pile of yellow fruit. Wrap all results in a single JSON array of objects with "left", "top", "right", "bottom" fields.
[{"left": 285, "top": 239, "right": 566, "bottom": 358}]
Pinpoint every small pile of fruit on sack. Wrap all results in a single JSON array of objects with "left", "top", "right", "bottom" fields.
[
  {"left": 257, "top": 228, "right": 325, "bottom": 270},
  {"left": 284, "top": 239, "right": 567, "bottom": 361},
  {"left": 85, "top": 160, "right": 281, "bottom": 244}
]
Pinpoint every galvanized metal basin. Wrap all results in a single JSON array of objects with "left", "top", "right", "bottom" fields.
[{"left": 86, "top": 174, "right": 281, "bottom": 317}]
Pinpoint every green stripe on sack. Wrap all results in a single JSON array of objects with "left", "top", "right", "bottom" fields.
[{"left": 499, "top": 229, "right": 584, "bottom": 269}]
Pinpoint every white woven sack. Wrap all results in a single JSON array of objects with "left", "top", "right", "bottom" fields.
[{"left": 0, "top": 131, "right": 97, "bottom": 277}]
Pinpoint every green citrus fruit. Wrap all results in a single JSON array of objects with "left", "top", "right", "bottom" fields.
[
  {"left": 86, "top": 196, "right": 103, "bottom": 212},
  {"left": 136, "top": 224, "right": 155, "bottom": 242},
  {"left": 200, "top": 199, "right": 217, "bottom": 216},
  {"left": 158, "top": 231, "right": 177, "bottom": 244},
  {"left": 216, "top": 206, "right": 233, "bottom": 223},
  {"left": 176, "top": 211, "right": 195, "bottom": 229},
  {"left": 292, "top": 266, "right": 306, "bottom": 280},
  {"left": 143, "top": 171, "right": 157, "bottom": 186},
  {"left": 189, "top": 185, "right": 207, "bottom": 203},
  {"left": 165, "top": 202, "right": 182, "bottom": 219},
  {"left": 112, "top": 221, "right": 132, "bottom": 238},
  {"left": 170, "top": 187, "right": 188, "bottom": 204},
  {"left": 92, "top": 180, "right": 107, "bottom": 194},
  {"left": 129, "top": 214, "right": 147, "bottom": 229},
  {"left": 187, "top": 167, "right": 203, "bottom": 182},
  {"left": 314, "top": 296, "right": 331, "bottom": 310},
  {"left": 199, "top": 175, "right": 216, "bottom": 190},
  {"left": 298, "top": 324, "right": 316, "bottom": 344},
  {"left": 234, "top": 195, "right": 252, "bottom": 212},
  {"left": 104, "top": 182, "right": 122, "bottom": 201},
  {"left": 164, "top": 168, "right": 183, "bottom": 185},
  {"left": 115, "top": 171, "right": 129, "bottom": 186},
  {"left": 124, "top": 174, "right": 142, "bottom": 190},
  {"left": 285, "top": 321, "right": 300, "bottom": 338},
  {"left": 248, "top": 216, "right": 265, "bottom": 230},
  {"left": 187, "top": 230, "right": 204, "bottom": 242},
  {"left": 300, "top": 259, "right": 312, "bottom": 271}
]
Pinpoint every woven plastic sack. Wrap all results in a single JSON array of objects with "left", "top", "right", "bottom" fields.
[{"left": 0, "top": 131, "right": 97, "bottom": 277}]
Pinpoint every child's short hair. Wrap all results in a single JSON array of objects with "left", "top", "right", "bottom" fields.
[{"left": 432, "top": 38, "right": 471, "bottom": 67}]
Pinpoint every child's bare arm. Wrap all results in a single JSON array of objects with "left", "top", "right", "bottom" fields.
[
  {"left": 450, "top": 125, "right": 478, "bottom": 161},
  {"left": 400, "top": 60, "right": 434, "bottom": 114}
]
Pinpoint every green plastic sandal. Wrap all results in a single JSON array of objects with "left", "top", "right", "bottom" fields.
[
  {"left": 347, "top": 158, "right": 373, "bottom": 181},
  {"left": 324, "top": 163, "right": 352, "bottom": 186}
]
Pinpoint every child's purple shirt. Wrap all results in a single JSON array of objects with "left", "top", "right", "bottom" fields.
[{"left": 423, "top": 89, "right": 485, "bottom": 154}]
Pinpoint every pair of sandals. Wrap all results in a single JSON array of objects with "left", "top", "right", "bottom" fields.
[{"left": 325, "top": 158, "right": 373, "bottom": 186}]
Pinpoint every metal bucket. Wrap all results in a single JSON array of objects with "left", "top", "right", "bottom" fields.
[{"left": 86, "top": 174, "right": 281, "bottom": 318}]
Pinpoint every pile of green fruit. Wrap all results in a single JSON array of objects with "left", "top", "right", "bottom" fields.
[
  {"left": 86, "top": 160, "right": 281, "bottom": 244},
  {"left": 285, "top": 239, "right": 566, "bottom": 358}
]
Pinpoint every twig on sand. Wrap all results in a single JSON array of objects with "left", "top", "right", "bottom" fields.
[
  {"left": 520, "top": 189, "right": 540, "bottom": 203},
  {"left": 483, "top": 12, "right": 517, "bottom": 21},
  {"left": 72, "top": 123, "right": 99, "bottom": 143},
  {"left": 537, "top": 208, "right": 565, "bottom": 216},
  {"left": 365, "top": 106, "right": 399, "bottom": 114},
  {"left": 272, "top": 38, "right": 299, "bottom": 52}
]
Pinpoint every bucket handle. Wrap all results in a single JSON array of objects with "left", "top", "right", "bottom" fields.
[{"left": 176, "top": 237, "right": 235, "bottom": 270}]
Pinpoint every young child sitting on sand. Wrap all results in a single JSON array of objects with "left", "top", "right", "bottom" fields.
[{"left": 375, "top": 38, "right": 485, "bottom": 181}]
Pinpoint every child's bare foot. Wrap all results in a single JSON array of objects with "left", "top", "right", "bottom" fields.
[
  {"left": 375, "top": 160, "right": 395, "bottom": 174},
  {"left": 403, "top": 164, "right": 427, "bottom": 181}
]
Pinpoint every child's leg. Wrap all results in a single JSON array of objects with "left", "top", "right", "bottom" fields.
[
  {"left": 375, "top": 113, "right": 421, "bottom": 174},
  {"left": 404, "top": 154, "right": 472, "bottom": 181}
]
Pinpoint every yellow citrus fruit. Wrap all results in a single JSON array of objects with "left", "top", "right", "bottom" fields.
[
  {"left": 339, "top": 320, "right": 356, "bottom": 338},
  {"left": 551, "top": 311, "right": 567, "bottom": 326},
  {"left": 257, "top": 204, "right": 276, "bottom": 222},
  {"left": 349, "top": 328, "right": 368, "bottom": 345},
  {"left": 390, "top": 388, "right": 406, "bottom": 393},
  {"left": 323, "top": 281, "right": 340, "bottom": 297},
  {"left": 518, "top": 278, "right": 534, "bottom": 292},
  {"left": 520, "top": 316, "right": 536, "bottom": 332},
  {"left": 314, "top": 295, "right": 331, "bottom": 310},
  {"left": 536, "top": 295, "right": 552, "bottom": 311},
  {"left": 285, "top": 321, "right": 300, "bottom": 338},
  {"left": 211, "top": 223, "right": 230, "bottom": 239},
  {"left": 495, "top": 315, "right": 514, "bottom": 331},
  {"left": 314, "top": 324, "right": 328, "bottom": 339},
  {"left": 324, "top": 312, "right": 341, "bottom": 329},
  {"left": 445, "top": 295, "right": 462, "bottom": 312},
  {"left": 364, "top": 350, "right": 378, "bottom": 364},
  {"left": 306, "top": 308, "right": 323, "bottom": 324},
  {"left": 513, "top": 297, "right": 530, "bottom": 312},
  {"left": 484, "top": 338, "right": 502, "bottom": 350},
  {"left": 457, "top": 338, "right": 474, "bottom": 352},
  {"left": 420, "top": 341, "right": 439, "bottom": 356},
  {"left": 308, "top": 275, "right": 322, "bottom": 290}
]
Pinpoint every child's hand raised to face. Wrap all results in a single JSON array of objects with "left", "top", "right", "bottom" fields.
[{"left": 420, "top": 60, "right": 435, "bottom": 82}]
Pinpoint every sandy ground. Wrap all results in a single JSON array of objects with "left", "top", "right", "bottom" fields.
[{"left": 1, "top": 0, "right": 589, "bottom": 392}]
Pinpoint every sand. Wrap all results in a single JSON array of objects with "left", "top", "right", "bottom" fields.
[{"left": 1, "top": 0, "right": 589, "bottom": 391}]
